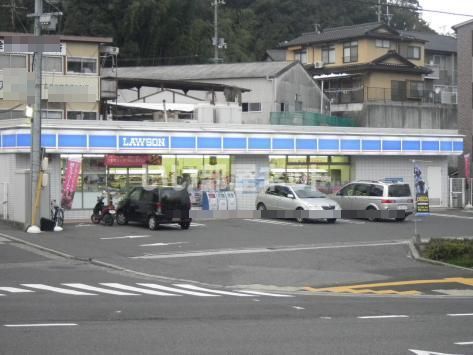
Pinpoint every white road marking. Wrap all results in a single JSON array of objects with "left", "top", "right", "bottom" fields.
[
  {"left": 357, "top": 315, "right": 409, "bottom": 319},
  {"left": 169, "top": 223, "right": 205, "bottom": 227},
  {"left": 337, "top": 219, "right": 366, "bottom": 224},
  {"left": 430, "top": 212, "right": 473, "bottom": 220},
  {"left": 455, "top": 341, "right": 473, "bottom": 345},
  {"left": 292, "top": 306, "right": 304, "bottom": 310},
  {"left": 21, "top": 284, "right": 96, "bottom": 295},
  {"left": 0, "top": 294, "right": 4, "bottom": 296},
  {"left": 239, "top": 290, "right": 294, "bottom": 298},
  {"left": 137, "top": 283, "right": 219, "bottom": 297},
  {"left": 62, "top": 283, "right": 140, "bottom": 296},
  {"left": 101, "top": 235, "right": 151, "bottom": 240},
  {"left": 244, "top": 219, "right": 303, "bottom": 227},
  {"left": 131, "top": 240, "right": 406, "bottom": 259},
  {"left": 0, "top": 287, "right": 34, "bottom": 293},
  {"left": 433, "top": 289, "right": 473, "bottom": 296},
  {"left": 75, "top": 224, "right": 94, "bottom": 227},
  {"left": 4, "top": 323, "right": 78, "bottom": 327},
  {"left": 140, "top": 242, "right": 189, "bottom": 247},
  {"left": 409, "top": 350, "right": 461, "bottom": 355},
  {"left": 174, "top": 284, "right": 253, "bottom": 297},
  {"left": 100, "top": 283, "right": 178, "bottom": 296},
  {"left": 320, "top": 317, "right": 332, "bottom": 320},
  {"left": 447, "top": 313, "right": 473, "bottom": 317},
  {"left": 0, "top": 236, "right": 8, "bottom": 242}
]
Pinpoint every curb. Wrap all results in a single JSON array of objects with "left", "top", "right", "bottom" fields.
[{"left": 408, "top": 237, "right": 473, "bottom": 272}]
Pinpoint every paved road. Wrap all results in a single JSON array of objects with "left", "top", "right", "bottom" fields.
[{"left": 1, "top": 234, "right": 473, "bottom": 354}]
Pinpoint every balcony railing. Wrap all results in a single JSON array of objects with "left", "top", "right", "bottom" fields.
[
  {"left": 270, "top": 112, "right": 358, "bottom": 127},
  {"left": 366, "top": 87, "right": 457, "bottom": 104}
]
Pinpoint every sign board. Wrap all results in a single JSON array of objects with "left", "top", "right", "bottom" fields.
[
  {"left": 104, "top": 154, "right": 161, "bottom": 167},
  {"left": 414, "top": 164, "right": 430, "bottom": 215},
  {"left": 225, "top": 191, "right": 237, "bottom": 210},
  {"left": 202, "top": 192, "right": 218, "bottom": 210},
  {"left": 415, "top": 193, "right": 430, "bottom": 214},
  {"left": 384, "top": 177, "right": 404, "bottom": 184},
  {"left": 217, "top": 192, "right": 228, "bottom": 210}
]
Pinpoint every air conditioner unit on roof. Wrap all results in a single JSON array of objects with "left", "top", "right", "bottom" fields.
[{"left": 314, "top": 61, "right": 324, "bottom": 69}]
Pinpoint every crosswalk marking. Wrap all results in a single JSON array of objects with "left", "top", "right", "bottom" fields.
[
  {"left": 63, "top": 283, "right": 140, "bottom": 296},
  {"left": 100, "top": 283, "right": 179, "bottom": 296},
  {"left": 174, "top": 284, "right": 253, "bottom": 297},
  {"left": 0, "top": 287, "right": 34, "bottom": 293},
  {"left": 137, "top": 283, "right": 219, "bottom": 297},
  {"left": 238, "top": 290, "right": 294, "bottom": 298},
  {"left": 21, "top": 284, "right": 97, "bottom": 295}
]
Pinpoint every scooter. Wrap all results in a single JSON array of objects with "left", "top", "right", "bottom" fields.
[{"left": 91, "top": 196, "right": 116, "bottom": 226}]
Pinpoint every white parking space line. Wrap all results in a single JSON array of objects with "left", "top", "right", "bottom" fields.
[
  {"left": 447, "top": 313, "right": 473, "bottom": 317},
  {"left": 21, "top": 284, "right": 97, "bottom": 295},
  {"left": 455, "top": 341, "right": 473, "bottom": 345},
  {"left": 137, "top": 283, "right": 220, "bottom": 297},
  {"left": 169, "top": 223, "right": 205, "bottom": 227},
  {"left": 140, "top": 242, "right": 189, "bottom": 247},
  {"left": 62, "top": 283, "right": 140, "bottom": 296},
  {"left": 4, "top": 323, "right": 78, "bottom": 327},
  {"left": 243, "top": 219, "right": 303, "bottom": 227},
  {"left": 100, "top": 283, "right": 179, "bottom": 296},
  {"left": 101, "top": 235, "right": 151, "bottom": 240},
  {"left": 337, "top": 219, "right": 366, "bottom": 224},
  {"left": 357, "top": 315, "right": 409, "bottom": 319},
  {"left": 174, "top": 284, "right": 253, "bottom": 297},
  {"left": 239, "top": 290, "right": 294, "bottom": 298},
  {"left": 0, "top": 287, "right": 35, "bottom": 293}
]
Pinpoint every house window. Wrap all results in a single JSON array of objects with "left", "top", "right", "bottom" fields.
[
  {"left": 41, "top": 110, "right": 63, "bottom": 119},
  {"left": 67, "top": 57, "right": 97, "bottom": 74},
  {"left": 375, "top": 39, "right": 390, "bottom": 48},
  {"left": 294, "top": 49, "right": 307, "bottom": 64},
  {"left": 0, "top": 53, "right": 27, "bottom": 69},
  {"left": 407, "top": 46, "right": 421, "bottom": 60},
  {"left": 408, "top": 81, "right": 424, "bottom": 99},
  {"left": 322, "top": 46, "right": 335, "bottom": 64},
  {"left": 67, "top": 111, "right": 97, "bottom": 120},
  {"left": 391, "top": 80, "right": 407, "bottom": 101},
  {"left": 43, "top": 56, "right": 63, "bottom": 73},
  {"left": 343, "top": 41, "right": 358, "bottom": 63},
  {"left": 280, "top": 103, "right": 287, "bottom": 112},
  {"left": 242, "top": 102, "right": 262, "bottom": 112}
]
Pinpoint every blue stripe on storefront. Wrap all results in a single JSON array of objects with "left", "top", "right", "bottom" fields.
[
  {"left": 296, "top": 139, "right": 317, "bottom": 150},
  {"left": 171, "top": 136, "right": 195, "bottom": 149},
  {"left": 248, "top": 138, "right": 271, "bottom": 150},
  {"left": 272, "top": 138, "right": 294, "bottom": 150},
  {"left": 197, "top": 137, "right": 221, "bottom": 149},
  {"left": 90, "top": 135, "right": 116, "bottom": 148},
  {"left": 383, "top": 140, "right": 402, "bottom": 151},
  {"left": 440, "top": 141, "right": 453, "bottom": 152},
  {"left": 58, "top": 135, "right": 87, "bottom": 148},
  {"left": 453, "top": 141, "right": 463, "bottom": 151},
  {"left": 223, "top": 137, "right": 246, "bottom": 149},
  {"left": 422, "top": 141, "right": 440, "bottom": 151},
  {"left": 2, "top": 135, "right": 16, "bottom": 148},
  {"left": 17, "top": 134, "right": 31, "bottom": 147},
  {"left": 319, "top": 139, "right": 338, "bottom": 150},
  {"left": 362, "top": 140, "right": 381, "bottom": 151},
  {"left": 403, "top": 140, "right": 421, "bottom": 151},
  {"left": 42, "top": 134, "right": 56, "bottom": 147},
  {"left": 340, "top": 139, "right": 360, "bottom": 151}
]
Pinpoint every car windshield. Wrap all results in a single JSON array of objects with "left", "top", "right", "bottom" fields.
[
  {"left": 293, "top": 187, "right": 326, "bottom": 198},
  {"left": 388, "top": 184, "right": 411, "bottom": 197}
]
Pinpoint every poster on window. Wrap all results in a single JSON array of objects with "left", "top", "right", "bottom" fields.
[
  {"left": 61, "top": 157, "right": 82, "bottom": 210},
  {"left": 414, "top": 164, "right": 429, "bottom": 214}
]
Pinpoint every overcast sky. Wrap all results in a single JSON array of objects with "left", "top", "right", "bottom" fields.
[{"left": 417, "top": 0, "right": 473, "bottom": 34}]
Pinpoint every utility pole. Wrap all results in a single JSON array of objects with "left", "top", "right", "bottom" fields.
[
  {"left": 377, "top": 0, "right": 381, "bottom": 22},
  {"left": 212, "top": 0, "right": 225, "bottom": 63}
]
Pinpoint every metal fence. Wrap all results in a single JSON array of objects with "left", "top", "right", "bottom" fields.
[
  {"left": 449, "top": 178, "right": 466, "bottom": 208},
  {"left": 270, "top": 112, "right": 358, "bottom": 127},
  {"left": 0, "top": 182, "right": 7, "bottom": 220}
]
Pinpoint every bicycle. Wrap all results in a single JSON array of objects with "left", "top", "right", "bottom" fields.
[{"left": 50, "top": 199, "right": 64, "bottom": 227}]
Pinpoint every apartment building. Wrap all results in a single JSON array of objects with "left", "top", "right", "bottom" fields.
[{"left": 0, "top": 32, "right": 113, "bottom": 121}]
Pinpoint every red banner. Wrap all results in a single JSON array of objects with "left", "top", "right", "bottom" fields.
[
  {"left": 104, "top": 155, "right": 161, "bottom": 167},
  {"left": 465, "top": 153, "right": 471, "bottom": 179},
  {"left": 61, "top": 158, "right": 81, "bottom": 210}
]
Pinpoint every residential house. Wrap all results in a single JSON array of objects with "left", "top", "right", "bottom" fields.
[
  {"left": 281, "top": 22, "right": 456, "bottom": 129},
  {"left": 0, "top": 32, "right": 113, "bottom": 121}
]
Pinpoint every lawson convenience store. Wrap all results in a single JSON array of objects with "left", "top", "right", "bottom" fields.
[{"left": 0, "top": 119, "right": 463, "bottom": 223}]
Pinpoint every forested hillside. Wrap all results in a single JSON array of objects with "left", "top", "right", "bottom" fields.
[{"left": 0, "top": 0, "right": 432, "bottom": 65}]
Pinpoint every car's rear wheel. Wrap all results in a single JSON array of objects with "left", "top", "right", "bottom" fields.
[
  {"left": 327, "top": 218, "right": 337, "bottom": 224},
  {"left": 180, "top": 220, "right": 191, "bottom": 230},
  {"left": 296, "top": 207, "right": 305, "bottom": 223},
  {"left": 148, "top": 216, "right": 158, "bottom": 231},
  {"left": 116, "top": 211, "right": 128, "bottom": 225},
  {"left": 395, "top": 217, "right": 406, "bottom": 222},
  {"left": 366, "top": 206, "right": 378, "bottom": 222},
  {"left": 257, "top": 203, "right": 266, "bottom": 211}
]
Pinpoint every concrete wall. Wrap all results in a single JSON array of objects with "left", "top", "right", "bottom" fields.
[{"left": 352, "top": 155, "right": 449, "bottom": 206}]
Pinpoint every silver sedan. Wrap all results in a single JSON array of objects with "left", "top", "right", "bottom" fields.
[{"left": 255, "top": 184, "right": 341, "bottom": 223}]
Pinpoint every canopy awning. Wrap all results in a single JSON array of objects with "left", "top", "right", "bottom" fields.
[{"left": 108, "top": 101, "right": 195, "bottom": 112}]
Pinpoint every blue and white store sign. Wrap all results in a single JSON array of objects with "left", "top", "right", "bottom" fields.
[{"left": 0, "top": 129, "right": 464, "bottom": 156}]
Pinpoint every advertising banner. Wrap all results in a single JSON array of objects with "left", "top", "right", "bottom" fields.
[
  {"left": 464, "top": 153, "right": 471, "bottom": 180},
  {"left": 414, "top": 164, "right": 429, "bottom": 215},
  {"left": 61, "top": 158, "right": 82, "bottom": 210},
  {"left": 104, "top": 154, "right": 162, "bottom": 167}
]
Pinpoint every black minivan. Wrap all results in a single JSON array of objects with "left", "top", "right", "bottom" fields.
[{"left": 116, "top": 186, "right": 192, "bottom": 230}]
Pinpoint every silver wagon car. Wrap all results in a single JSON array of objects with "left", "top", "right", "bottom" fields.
[
  {"left": 331, "top": 180, "right": 414, "bottom": 221},
  {"left": 255, "top": 184, "right": 341, "bottom": 223}
]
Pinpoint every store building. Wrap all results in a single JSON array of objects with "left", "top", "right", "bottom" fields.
[{"left": 0, "top": 118, "right": 463, "bottom": 224}]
